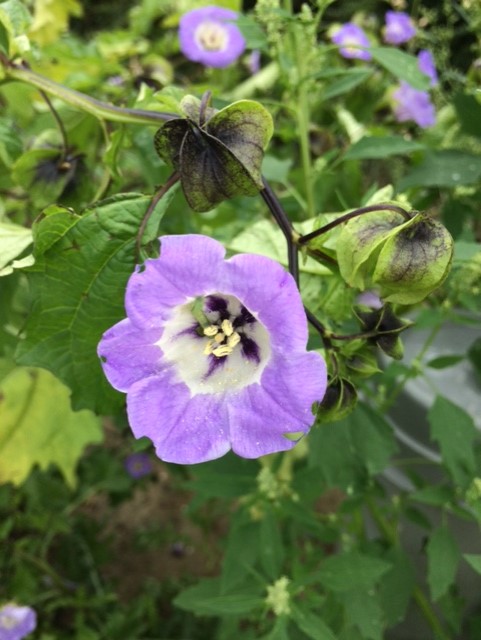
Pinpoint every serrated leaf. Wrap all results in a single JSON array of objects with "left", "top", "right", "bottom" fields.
[
  {"left": 291, "top": 606, "right": 337, "bottom": 640},
  {"left": 428, "top": 396, "right": 477, "bottom": 488},
  {"left": 345, "top": 136, "right": 424, "bottom": 160},
  {"left": 0, "top": 366, "right": 102, "bottom": 487},
  {"left": 378, "top": 549, "right": 415, "bottom": 625},
  {"left": 16, "top": 191, "right": 175, "bottom": 414},
  {"left": 317, "top": 551, "right": 391, "bottom": 592},
  {"left": 174, "top": 578, "right": 263, "bottom": 616},
  {"left": 370, "top": 47, "right": 430, "bottom": 91},
  {"left": 0, "top": 221, "right": 33, "bottom": 274},
  {"left": 427, "top": 526, "right": 460, "bottom": 601},
  {"left": 349, "top": 402, "right": 398, "bottom": 476},
  {"left": 342, "top": 589, "right": 385, "bottom": 640},
  {"left": 397, "top": 150, "right": 481, "bottom": 190}
]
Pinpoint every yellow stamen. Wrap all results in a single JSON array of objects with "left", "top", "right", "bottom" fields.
[
  {"left": 212, "top": 345, "right": 233, "bottom": 358},
  {"left": 214, "top": 332, "right": 225, "bottom": 344},
  {"left": 227, "top": 332, "right": 241, "bottom": 348},
  {"left": 221, "top": 319, "right": 234, "bottom": 337},
  {"left": 204, "top": 340, "right": 215, "bottom": 355},
  {"left": 203, "top": 325, "right": 219, "bottom": 337}
]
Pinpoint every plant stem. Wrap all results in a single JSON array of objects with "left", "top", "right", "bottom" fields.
[
  {"left": 298, "top": 204, "right": 412, "bottom": 245},
  {"left": 3, "top": 61, "right": 177, "bottom": 126}
]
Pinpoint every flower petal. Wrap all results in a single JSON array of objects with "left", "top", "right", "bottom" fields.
[
  {"left": 229, "top": 351, "right": 327, "bottom": 458},
  {"left": 125, "top": 235, "right": 226, "bottom": 329},
  {"left": 127, "top": 372, "right": 231, "bottom": 464},
  {"left": 223, "top": 253, "right": 309, "bottom": 352},
  {"left": 97, "top": 319, "right": 163, "bottom": 392}
]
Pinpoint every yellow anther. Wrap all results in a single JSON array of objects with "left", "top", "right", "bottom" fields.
[
  {"left": 203, "top": 340, "right": 215, "bottom": 355},
  {"left": 227, "top": 332, "right": 241, "bottom": 348},
  {"left": 221, "top": 319, "right": 234, "bottom": 337},
  {"left": 214, "top": 332, "right": 225, "bottom": 344},
  {"left": 203, "top": 325, "right": 219, "bottom": 337},
  {"left": 212, "top": 345, "right": 233, "bottom": 358}
]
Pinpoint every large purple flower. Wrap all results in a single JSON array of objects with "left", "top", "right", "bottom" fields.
[
  {"left": 392, "top": 82, "right": 436, "bottom": 128},
  {"left": 331, "top": 23, "right": 372, "bottom": 60},
  {"left": 383, "top": 11, "right": 416, "bottom": 45},
  {"left": 98, "top": 235, "right": 327, "bottom": 464},
  {"left": 0, "top": 604, "right": 36, "bottom": 640},
  {"left": 179, "top": 6, "right": 246, "bottom": 68}
]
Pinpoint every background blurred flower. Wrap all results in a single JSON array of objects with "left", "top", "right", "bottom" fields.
[
  {"left": 384, "top": 11, "right": 416, "bottom": 44},
  {"left": 98, "top": 235, "right": 327, "bottom": 464},
  {"left": 0, "top": 604, "right": 36, "bottom": 640},
  {"left": 392, "top": 82, "right": 436, "bottom": 127},
  {"left": 124, "top": 452, "right": 153, "bottom": 479},
  {"left": 179, "top": 6, "right": 246, "bottom": 68},
  {"left": 331, "top": 23, "right": 372, "bottom": 60},
  {"left": 418, "top": 49, "right": 438, "bottom": 86}
]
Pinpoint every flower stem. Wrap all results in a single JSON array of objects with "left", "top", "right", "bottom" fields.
[
  {"left": 298, "top": 204, "right": 413, "bottom": 245},
  {"left": 2, "top": 59, "right": 177, "bottom": 126}
]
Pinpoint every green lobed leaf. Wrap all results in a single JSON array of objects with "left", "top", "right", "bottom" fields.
[
  {"left": 317, "top": 551, "right": 391, "bottom": 592},
  {"left": 0, "top": 366, "right": 102, "bottom": 487},
  {"left": 428, "top": 396, "right": 477, "bottom": 489},
  {"left": 345, "top": 136, "right": 425, "bottom": 160},
  {"left": 427, "top": 526, "right": 460, "bottom": 601},
  {"left": 369, "top": 47, "right": 431, "bottom": 91},
  {"left": 16, "top": 191, "right": 176, "bottom": 414},
  {"left": 397, "top": 150, "right": 481, "bottom": 190}
]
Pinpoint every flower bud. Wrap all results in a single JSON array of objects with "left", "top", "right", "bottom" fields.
[
  {"left": 355, "top": 304, "right": 413, "bottom": 360},
  {"left": 316, "top": 376, "right": 357, "bottom": 423}
]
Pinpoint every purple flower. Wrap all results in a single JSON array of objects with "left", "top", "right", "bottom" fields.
[
  {"left": 124, "top": 452, "right": 153, "bottom": 479},
  {"left": 248, "top": 50, "right": 261, "bottom": 75},
  {"left": 179, "top": 6, "right": 246, "bottom": 68},
  {"left": 98, "top": 235, "right": 327, "bottom": 464},
  {"left": 392, "top": 82, "right": 436, "bottom": 128},
  {"left": 0, "top": 604, "right": 36, "bottom": 640},
  {"left": 417, "top": 49, "right": 438, "bottom": 86},
  {"left": 331, "top": 23, "right": 372, "bottom": 60},
  {"left": 383, "top": 11, "right": 416, "bottom": 45}
]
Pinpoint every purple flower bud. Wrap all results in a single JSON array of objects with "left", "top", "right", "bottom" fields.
[
  {"left": 0, "top": 604, "right": 36, "bottom": 640},
  {"left": 248, "top": 50, "right": 261, "bottom": 75},
  {"left": 417, "top": 49, "right": 438, "bottom": 86},
  {"left": 384, "top": 11, "right": 416, "bottom": 45},
  {"left": 331, "top": 23, "right": 372, "bottom": 61},
  {"left": 179, "top": 6, "right": 246, "bottom": 68},
  {"left": 392, "top": 82, "right": 436, "bottom": 128},
  {"left": 124, "top": 452, "right": 153, "bottom": 479}
]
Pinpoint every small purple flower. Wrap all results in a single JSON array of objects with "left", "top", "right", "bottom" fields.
[
  {"left": 383, "top": 11, "right": 416, "bottom": 45},
  {"left": 331, "top": 23, "right": 372, "bottom": 60},
  {"left": 0, "top": 604, "right": 36, "bottom": 640},
  {"left": 179, "top": 6, "right": 246, "bottom": 68},
  {"left": 392, "top": 82, "right": 436, "bottom": 128},
  {"left": 124, "top": 452, "right": 153, "bottom": 479},
  {"left": 248, "top": 50, "right": 261, "bottom": 75},
  {"left": 417, "top": 49, "right": 438, "bottom": 86},
  {"left": 98, "top": 235, "right": 327, "bottom": 464}
]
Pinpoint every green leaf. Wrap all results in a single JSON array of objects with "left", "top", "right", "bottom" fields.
[
  {"left": 345, "top": 136, "right": 424, "bottom": 160},
  {"left": 453, "top": 92, "right": 481, "bottom": 138},
  {"left": 16, "top": 192, "right": 175, "bottom": 414},
  {"left": 428, "top": 396, "right": 477, "bottom": 488},
  {"left": 317, "top": 551, "right": 391, "bottom": 592},
  {"left": 235, "top": 14, "right": 268, "bottom": 49},
  {"left": 0, "top": 221, "right": 33, "bottom": 275},
  {"left": 426, "top": 355, "right": 464, "bottom": 369},
  {"left": 410, "top": 484, "right": 454, "bottom": 506},
  {"left": 221, "top": 518, "right": 260, "bottom": 591},
  {"left": 427, "top": 526, "right": 460, "bottom": 601},
  {"left": 259, "top": 508, "right": 285, "bottom": 580},
  {"left": 0, "top": 366, "right": 102, "bottom": 487},
  {"left": 291, "top": 606, "right": 337, "bottom": 640},
  {"left": 369, "top": 47, "right": 430, "bottom": 91},
  {"left": 464, "top": 554, "right": 481, "bottom": 576},
  {"left": 349, "top": 403, "right": 398, "bottom": 475},
  {"left": 468, "top": 338, "right": 481, "bottom": 384},
  {"left": 342, "top": 589, "right": 385, "bottom": 640},
  {"left": 378, "top": 549, "right": 415, "bottom": 625},
  {"left": 0, "top": 118, "right": 23, "bottom": 166},
  {"left": 323, "top": 68, "right": 373, "bottom": 100},
  {"left": 397, "top": 150, "right": 481, "bottom": 190},
  {"left": 174, "top": 578, "right": 263, "bottom": 616}
]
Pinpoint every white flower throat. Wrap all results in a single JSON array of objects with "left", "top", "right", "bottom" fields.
[
  {"left": 158, "top": 294, "right": 271, "bottom": 395},
  {"left": 195, "top": 21, "right": 228, "bottom": 52}
]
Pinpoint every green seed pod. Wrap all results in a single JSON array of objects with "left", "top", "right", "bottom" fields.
[{"left": 316, "top": 376, "right": 358, "bottom": 423}]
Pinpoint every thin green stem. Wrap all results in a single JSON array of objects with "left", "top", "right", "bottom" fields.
[
  {"left": 3, "top": 62, "right": 177, "bottom": 126},
  {"left": 298, "top": 204, "right": 412, "bottom": 246}
]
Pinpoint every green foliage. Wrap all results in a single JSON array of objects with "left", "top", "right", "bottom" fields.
[{"left": 427, "top": 526, "right": 460, "bottom": 601}]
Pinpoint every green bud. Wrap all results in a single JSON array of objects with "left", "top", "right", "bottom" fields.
[
  {"left": 154, "top": 95, "right": 273, "bottom": 212},
  {"left": 316, "top": 376, "right": 357, "bottom": 423},
  {"left": 373, "top": 213, "right": 454, "bottom": 304},
  {"left": 346, "top": 348, "right": 381, "bottom": 377},
  {"left": 354, "top": 304, "right": 413, "bottom": 360}
]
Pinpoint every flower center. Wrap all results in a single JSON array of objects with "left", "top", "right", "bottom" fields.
[
  {"left": 158, "top": 293, "right": 271, "bottom": 395},
  {"left": 0, "top": 614, "right": 18, "bottom": 630},
  {"left": 195, "top": 21, "right": 228, "bottom": 52}
]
